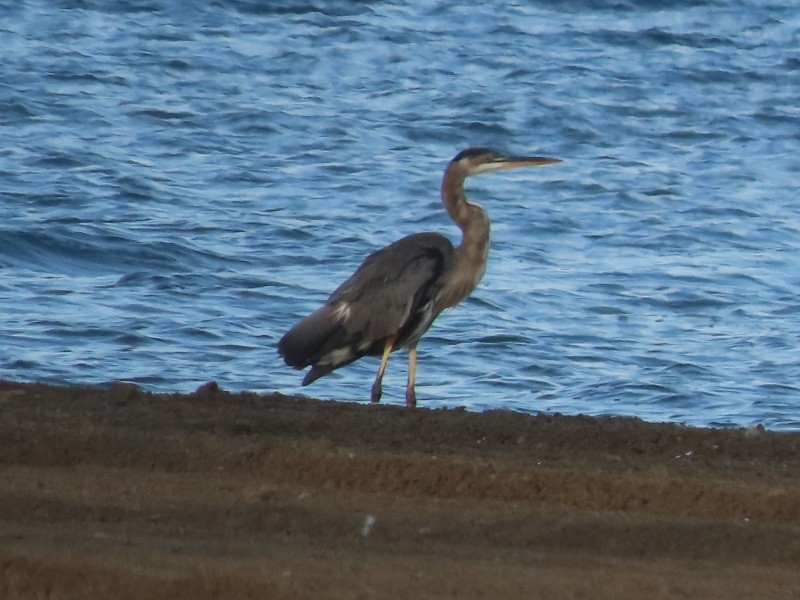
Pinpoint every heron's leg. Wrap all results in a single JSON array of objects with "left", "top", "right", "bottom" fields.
[
  {"left": 405, "top": 345, "right": 418, "bottom": 408},
  {"left": 371, "top": 338, "right": 394, "bottom": 403}
]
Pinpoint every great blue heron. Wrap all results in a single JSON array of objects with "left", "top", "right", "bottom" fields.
[{"left": 278, "top": 147, "right": 560, "bottom": 407}]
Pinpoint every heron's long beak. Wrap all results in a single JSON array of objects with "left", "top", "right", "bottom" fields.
[
  {"left": 474, "top": 155, "right": 561, "bottom": 175},
  {"left": 494, "top": 155, "right": 561, "bottom": 168}
]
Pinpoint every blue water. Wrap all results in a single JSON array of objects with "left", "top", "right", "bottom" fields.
[{"left": 1, "top": 1, "right": 798, "bottom": 429}]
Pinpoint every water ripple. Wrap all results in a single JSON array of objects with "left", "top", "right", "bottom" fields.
[{"left": 0, "top": 1, "right": 798, "bottom": 429}]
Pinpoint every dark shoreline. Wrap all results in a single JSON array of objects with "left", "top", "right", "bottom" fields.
[{"left": 2, "top": 379, "right": 799, "bottom": 599}]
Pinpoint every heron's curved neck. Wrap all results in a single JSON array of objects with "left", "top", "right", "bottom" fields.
[
  {"left": 441, "top": 167, "right": 490, "bottom": 259},
  {"left": 435, "top": 166, "right": 491, "bottom": 310}
]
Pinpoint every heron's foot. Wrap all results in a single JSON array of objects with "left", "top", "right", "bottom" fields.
[
  {"left": 405, "top": 387, "right": 416, "bottom": 408},
  {"left": 370, "top": 382, "right": 382, "bottom": 404}
]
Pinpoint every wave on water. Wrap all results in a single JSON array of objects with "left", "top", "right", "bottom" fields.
[{"left": 1, "top": 1, "right": 798, "bottom": 429}]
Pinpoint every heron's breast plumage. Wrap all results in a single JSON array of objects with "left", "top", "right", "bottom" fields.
[{"left": 434, "top": 247, "right": 487, "bottom": 311}]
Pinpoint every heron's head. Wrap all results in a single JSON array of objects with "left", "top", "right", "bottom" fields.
[{"left": 451, "top": 147, "right": 561, "bottom": 177}]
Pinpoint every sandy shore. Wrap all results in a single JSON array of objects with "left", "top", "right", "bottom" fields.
[{"left": 1, "top": 379, "right": 799, "bottom": 599}]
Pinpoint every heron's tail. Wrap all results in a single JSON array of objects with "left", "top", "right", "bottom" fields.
[
  {"left": 278, "top": 305, "right": 337, "bottom": 369},
  {"left": 278, "top": 305, "right": 354, "bottom": 385}
]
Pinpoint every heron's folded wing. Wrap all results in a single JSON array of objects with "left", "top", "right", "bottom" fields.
[
  {"left": 278, "top": 233, "right": 454, "bottom": 377},
  {"left": 328, "top": 232, "right": 455, "bottom": 344}
]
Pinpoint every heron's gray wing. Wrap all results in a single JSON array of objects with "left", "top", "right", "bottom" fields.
[
  {"left": 277, "top": 232, "right": 454, "bottom": 384},
  {"left": 329, "top": 232, "right": 455, "bottom": 341}
]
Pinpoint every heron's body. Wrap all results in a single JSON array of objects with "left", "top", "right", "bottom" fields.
[
  {"left": 278, "top": 147, "right": 559, "bottom": 407},
  {"left": 278, "top": 231, "right": 456, "bottom": 385}
]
